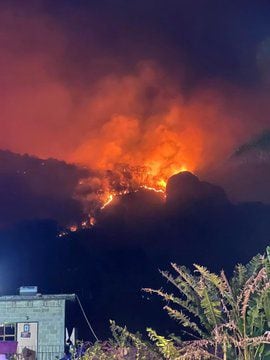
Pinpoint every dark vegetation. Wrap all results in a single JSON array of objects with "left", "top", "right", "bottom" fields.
[{"left": 74, "top": 247, "right": 270, "bottom": 359}]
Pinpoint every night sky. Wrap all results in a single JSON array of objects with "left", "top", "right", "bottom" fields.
[{"left": 1, "top": 0, "right": 270, "bottom": 340}]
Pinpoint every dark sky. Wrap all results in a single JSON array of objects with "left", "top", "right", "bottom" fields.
[
  {"left": 1, "top": 0, "right": 270, "bottom": 341},
  {"left": 41, "top": 0, "right": 270, "bottom": 85}
]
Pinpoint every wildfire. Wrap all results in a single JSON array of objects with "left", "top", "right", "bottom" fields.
[
  {"left": 75, "top": 164, "right": 190, "bottom": 216},
  {"left": 67, "top": 66, "right": 210, "bottom": 225},
  {"left": 157, "top": 179, "right": 167, "bottom": 188},
  {"left": 140, "top": 185, "right": 165, "bottom": 194},
  {"left": 94, "top": 165, "right": 189, "bottom": 211},
  {"left": 100, "top": 193, "right": 114, "bottom": 209},
  {"left": 89, "top": 217, "right": 96, "bottom": 226},
  {"left": 59, "top": 166, "right": 187, "bottom": 237},
  {"left": 69, "top": 225, "right": 78, "bottom": 232},
  {"left": 99, "top": 188, "right": 131, "bottom": 210},
  {"left": 59, "top": 162, "right": 190, "bottom": 236}
]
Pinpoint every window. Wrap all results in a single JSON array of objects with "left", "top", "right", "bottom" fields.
[{"left": 0, "top": 324, "right": 16, "bottom": 341}]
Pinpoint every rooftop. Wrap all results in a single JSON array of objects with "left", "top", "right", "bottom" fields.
[{"left": 0, "top": 294, "right": 76, "bottom": 302}]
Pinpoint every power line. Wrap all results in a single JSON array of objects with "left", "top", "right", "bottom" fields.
[{"left": 76, "top": 294, "right": 99, "bottom": 342}]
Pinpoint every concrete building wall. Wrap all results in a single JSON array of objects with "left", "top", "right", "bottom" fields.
[{"left": 0, "top": 298, "right": 65, "bottom": 353}]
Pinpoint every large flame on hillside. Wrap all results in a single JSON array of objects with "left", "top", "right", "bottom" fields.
[
  {"left": 1, "top": 4, "right": 270, "bottom": 235},
  {"left": 68, "top": 64, "right": 234, "bottom": 217},
  {"left": 51, "top": 59, "right": 268, "bottom": 234},
  {"left": 68, "top": 64, "right": 264, "bottom": 202},
  {"left": 99, "top": 164, "right": 188, "bottom": 210},
  {"left": 65, "top": 64, "right": 256, "bottom": 224},
  {"left": 68, "top": 161, "right": 189, "bottom": 233}
]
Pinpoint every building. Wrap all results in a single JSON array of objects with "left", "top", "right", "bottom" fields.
[{"left": 0, "top": 287, "right": 75, "bottom": 359}]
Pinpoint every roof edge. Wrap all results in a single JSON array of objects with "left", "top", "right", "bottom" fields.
[{"left": 0, "top": 294, "right": 76, "bottom": 301}]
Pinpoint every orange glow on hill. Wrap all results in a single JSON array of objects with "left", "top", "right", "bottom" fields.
[
  {"left": 100, "top": 193, "right": 114, "bottom": 209},
  {"left": 71, "top": 113, "right": 200, "bottom": 192},
  {"left": 96, "top": 166, "right": 189, "bottom": 211},
  {"left": 69, "top": 65, "right": 228, "bottom": 201}
]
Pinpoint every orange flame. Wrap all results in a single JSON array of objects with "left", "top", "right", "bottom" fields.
[
  {"left": 66, "top": 165, "right": 189, "bottom": 234},
  {"left": 100, "top": 193, "right": 114, "bottom": 209},
  {"left": 69, "top": 65, "right": 217, "bottom": 197},
  {"left": 67, "top": 64, "right": 247, "bottom": 224}
]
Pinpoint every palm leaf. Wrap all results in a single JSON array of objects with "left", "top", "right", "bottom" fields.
[
  {"left": 200, "top": 287, "right": 222, "bottom": 328},
  {"left": 164, "top": 305, "right": 206, "bottom": 338}
]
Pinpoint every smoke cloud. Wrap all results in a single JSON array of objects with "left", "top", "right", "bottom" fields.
[{"left": 0, "top": 1, "right": 270, "bottom": 205}]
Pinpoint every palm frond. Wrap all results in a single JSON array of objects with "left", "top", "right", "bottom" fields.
[{"left": 164, "top": 305, "right": 206, "bottom": 338}]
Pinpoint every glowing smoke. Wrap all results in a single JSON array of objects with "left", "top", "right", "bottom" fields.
[{"left": 0, "top": 1, "right": 270, "bottom": 214}]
